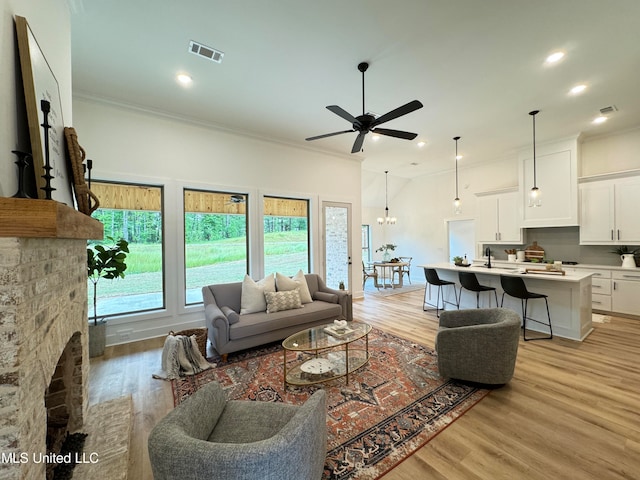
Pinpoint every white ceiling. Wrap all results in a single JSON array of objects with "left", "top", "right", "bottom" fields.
[{"left": 69, "top": 0, "right": 640, "bottom": 179}]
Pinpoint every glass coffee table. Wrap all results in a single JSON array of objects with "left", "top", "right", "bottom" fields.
[{"left": 282, "top": 322, "right": 372, "bottom": 387}]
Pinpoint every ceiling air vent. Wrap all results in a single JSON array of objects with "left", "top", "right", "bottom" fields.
[
  {"left": 599, "top": 105, "right": 618, "bottom": 115},
  {"left": 188, "top": 40, "right": 224, "bottom": 63}
]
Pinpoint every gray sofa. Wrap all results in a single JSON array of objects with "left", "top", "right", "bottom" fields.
[
  {"left": 148, "top": 381, "right": 327, "bottom": 480},
  {"left": 202, "top": 273, "right": 352, "bottom": 360},
  {"left": 435, "top": 308, "right": 521, "bottom": 385}
]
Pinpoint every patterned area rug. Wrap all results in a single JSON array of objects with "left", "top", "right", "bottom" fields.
[{"left": 172, "top": 328, "right": 489, "bottom": 479}]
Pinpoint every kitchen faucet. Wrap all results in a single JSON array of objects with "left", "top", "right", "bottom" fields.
[{"left": 485, "top": 247, "right": 492, "bottom": 268}]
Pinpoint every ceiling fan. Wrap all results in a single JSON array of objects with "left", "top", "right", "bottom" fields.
[{"left": 305, "top": 62, "right": 423, "bottom": 154}]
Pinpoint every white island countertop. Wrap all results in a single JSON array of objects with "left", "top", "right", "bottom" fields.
[
  {"left": 420, "top": 262, "right": 593, "bottom": 282},
  {"left": 419, "top": 262, "right": 593, "bottom": 341}
]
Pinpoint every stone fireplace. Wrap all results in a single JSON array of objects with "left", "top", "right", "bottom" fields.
[{"left": 0, "top": 199, "right": 102, "bottom": 479}]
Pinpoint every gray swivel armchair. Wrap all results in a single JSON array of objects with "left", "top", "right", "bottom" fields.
[
  {"left": 435, "top": 308, "right": 520, "bottom": 385},
  {"left": 148, "top": 382, "right": 327, "bottom": 480}
]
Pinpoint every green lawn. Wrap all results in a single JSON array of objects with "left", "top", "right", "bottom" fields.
[{"left": 89, "top": 231, "right": 309, "bottom": 306}]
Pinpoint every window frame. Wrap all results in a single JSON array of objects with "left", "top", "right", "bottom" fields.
[
  {"left": 88, "top": 179, "right": 166, "bottom": 318},
  {"left": 183, "top": 187, "right": 250, "bottom": 306},
  {"left": 262, "top": 195, "right": 311, "bottom": 275}
]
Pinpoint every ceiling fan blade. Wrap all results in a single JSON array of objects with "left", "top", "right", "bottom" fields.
[
  {"left": 372, "top": 100, "right": 423, "bottom": 127},
  {"left": 351, "top": 131, "right": 367, "bottom": 153},
  {"left": 372, "top": 128, "right": 418, "bottom": 140},
  {"left": 305, "top": 130, "right": 354, "bottom": 141},
  {"left": 326, "top": 105, "right": 358, "bottom": 124}
]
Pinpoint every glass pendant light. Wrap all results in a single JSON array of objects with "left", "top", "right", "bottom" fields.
[
  {"left": 453, "top": 136, "right": 462, "bottom": 214},
  {"left": 529, "top": 110, "right": 542, "bottom": 207},
  {"left": 377, "top": 170, "right": 396, "bottom": 225}
]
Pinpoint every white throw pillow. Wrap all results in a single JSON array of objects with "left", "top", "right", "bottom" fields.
[
  {"left": 265, "top": 288, "right": 303, "bottom": 313},
  {"left": 275, "top": 270, "right": 313, "bottom": 304},
  {"left": 240, "top": 274, "right": 275, "bottom": 314}
]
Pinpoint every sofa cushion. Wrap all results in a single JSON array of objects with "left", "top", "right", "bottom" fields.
[
  {"left": 221, "top": 306, "right": 240, "bottom": 325},
  {"left": 265, "top": 288, "right": 303, "bottom": 314},
  {"left": 229, "top": 301, "right": 342, "bottom": 340},
  {"left": 276, "top": 270, "right": 313, "bottom": 304},
  {"left": 240, "top": 274, "right": 275, "bottom": 314}
]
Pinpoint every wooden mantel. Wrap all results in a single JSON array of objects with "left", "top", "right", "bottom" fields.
[{"left": 0, "top": 198, "right": 103, "bottom": 240}]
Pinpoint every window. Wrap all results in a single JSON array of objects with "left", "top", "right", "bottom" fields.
[
  {"left": 88, "top": 181, "right": 164, "bottom": 317},
  {"left": 184, "top": 189, "right": 248, "bottom": 304},
  {"left": 362, "top": 224, "right": 371, "bottom": 263},
  {"left": 263, "top": 196, "right": 310, "bottom": 276}
]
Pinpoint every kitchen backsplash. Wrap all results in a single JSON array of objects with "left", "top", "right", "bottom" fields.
[{"left": 484, "top": 227, "right": 639, "bottom": 266}]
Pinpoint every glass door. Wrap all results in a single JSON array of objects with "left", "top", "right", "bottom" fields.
[{"left": 322, "top": 202, "right": 352, "bottom": 291}]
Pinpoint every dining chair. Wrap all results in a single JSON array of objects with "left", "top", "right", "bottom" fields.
[
  {"left": 393, "top": 256, "right": 412, "bottom": 285},
  {"left": 362, "top": 261, "right": 380, "bottom": 289}
]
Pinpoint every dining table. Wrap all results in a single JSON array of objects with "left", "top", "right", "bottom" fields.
[{"left": 371, "top": 261, "right": 408, "bottom": 289}]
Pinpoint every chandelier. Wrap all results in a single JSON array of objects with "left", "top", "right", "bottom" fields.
[{"left": 377, "top": 170, "right": 396, "bottom": 225}]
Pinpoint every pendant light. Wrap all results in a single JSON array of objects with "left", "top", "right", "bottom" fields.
[
  {"left": 377, "top": 170, "right": 396, "bottom": 225},
  {"left": 453, "top": 136, "right": 462, "bottom": 215},
  {"left": 529, "top": 110, "right": 541, "bottom": 207}
]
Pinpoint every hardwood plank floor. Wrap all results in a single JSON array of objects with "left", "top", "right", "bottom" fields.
[{"left": 89, "top": 289, "right": 640, "bottom": 479}]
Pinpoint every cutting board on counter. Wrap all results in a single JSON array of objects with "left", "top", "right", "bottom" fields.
[{"left": 524, "top": 241, "right": 545, "bottom": 261}]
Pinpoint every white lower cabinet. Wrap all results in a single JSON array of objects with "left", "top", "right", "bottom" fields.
[
  {"left": 612, "top": 271, "right": 640, "bottom": 316},
  {"left": 573, "top": 268, "right": 612, "bottom": 313}
]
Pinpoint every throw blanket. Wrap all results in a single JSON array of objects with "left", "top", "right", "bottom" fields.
[{"left": 153, "top": 334, "right": 212, "bottom": 380}]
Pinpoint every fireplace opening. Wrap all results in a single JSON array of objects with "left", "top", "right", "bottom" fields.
[{"left": 44, "top": 332, "right": 85, "bottom": 480}]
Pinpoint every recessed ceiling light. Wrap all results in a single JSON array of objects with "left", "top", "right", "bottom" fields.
[
  {"left": 371, "top": 135, "right": 381, "bottom": 141},
  {"left": 569, "top": 84, "right": 587, "bottom": 95},
  {"left": 176, "top": 73, "right": 193, "bottom": 86},
  {"left": 592, "top": 116, "right": 608, "bottom": 124},
  {"left": 417, "top": 141, "right": 426, "bottom": 148},
  {"left": 545, "top": 51, "right": 565, "bottom": 64},
  {"left": 456, "top": 155, "right": 463, "bottom": 160}
]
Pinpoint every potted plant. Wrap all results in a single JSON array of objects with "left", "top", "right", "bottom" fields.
[
  {"left": 452, "top": 256, "right": 464, "bottom": 266},
  {"left": 376, "top": 243, "right": 397, "bottom": 262},
  {"left": 87, "top": 237, "right": 129, "bottom": 357},
  {"left": 610, "top": 245, "right": 638, "bottom": 268}
]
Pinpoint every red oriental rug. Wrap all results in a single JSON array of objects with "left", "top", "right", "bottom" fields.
[{"left": 171, "top": 328, "right": 489, "bottom": 479}]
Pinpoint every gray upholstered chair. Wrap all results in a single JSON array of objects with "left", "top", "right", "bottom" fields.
[
  {"left": 435, "top": 308, "right": 520, "bottom": 385},
  {"left": 148, "top": 382, "right": 327, "bottom": 480}
]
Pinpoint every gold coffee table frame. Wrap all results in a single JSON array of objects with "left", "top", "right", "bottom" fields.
[{"left": 282, "top": 322, "right": 372, "bottom": 387}]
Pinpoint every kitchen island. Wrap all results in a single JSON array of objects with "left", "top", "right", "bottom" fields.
[{"left": 420, "top": 262, "right": 593, "bottom": 341}]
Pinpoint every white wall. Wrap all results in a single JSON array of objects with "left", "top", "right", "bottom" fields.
[
  {"left": 362, "top": 154, "right": 518, "bottom": 281},
  {"left": 73, "top": 98, "right": 362, "bottom": 344},
  {"left": 581, "top": 127, "right": 640, "bottom": 177},
  {"left": 0, "top": 0, "right": 72, "bottom": 197}
]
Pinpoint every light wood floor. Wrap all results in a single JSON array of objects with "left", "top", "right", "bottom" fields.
[{"left": 89, "top": 289, "right": 640, "bottom": 479}]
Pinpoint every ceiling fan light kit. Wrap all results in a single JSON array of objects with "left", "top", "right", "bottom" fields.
[{"left": 306, "top": 62, "right": 423, "bottom": 154}]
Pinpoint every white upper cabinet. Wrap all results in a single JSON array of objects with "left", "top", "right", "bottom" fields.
[
  {"left": 580, "top": 174, "right": 640, "bottom": 244},
  {"left": 519, "top": 137, "right": 580, "bottom": 228},
  {"left": 476, "top": 189, "right": 522, "bottom": 244}
]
